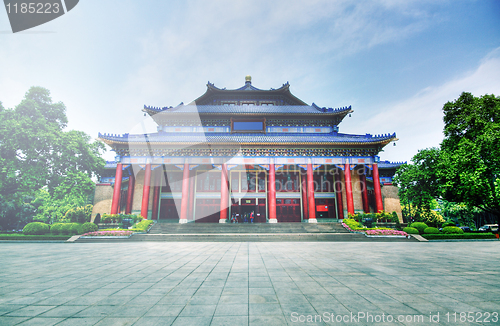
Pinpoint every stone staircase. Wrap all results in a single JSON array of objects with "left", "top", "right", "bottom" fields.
[
  {"left": 75, "top": 221, "right": 417, "bottom": 242},
  {"left": 148, "top": 222, "right": 348, "bottom": 234}
]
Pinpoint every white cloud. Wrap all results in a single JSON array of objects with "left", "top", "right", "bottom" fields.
[{"left": 344, "top": 47, "right": 500, "bottom": 163}]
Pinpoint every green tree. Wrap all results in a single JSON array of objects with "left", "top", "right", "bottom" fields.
[
  {"left": 393, "top": 148, "right": 441, "bottom": 222},
  {"left": 439, "top": 92, "right": 500, "bottom": 231},
  {"left": 0, "top": 87, "right": 105, "bottom": 229}
]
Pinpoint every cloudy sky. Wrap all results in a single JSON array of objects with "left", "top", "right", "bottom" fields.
[{"left": 1, "top": 0, "right": 499, "bottom": 162}]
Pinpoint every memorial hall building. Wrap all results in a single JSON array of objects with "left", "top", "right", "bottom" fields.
[{"left": 93, "top": 77, "right": 402, "bottom": 223}]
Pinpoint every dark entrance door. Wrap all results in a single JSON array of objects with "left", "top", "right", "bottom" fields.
[
  {"left": 277, "top": 198, "right": 301, "bottom": 222},
  {"left": 195, "top": 199, "right": 221, "bottom": 223},
  {"left": 231, "top": 198, "right": 266, "bottom": 223},
  {"left": 159, "top": 199, "right": 180, "bottom": 220}
]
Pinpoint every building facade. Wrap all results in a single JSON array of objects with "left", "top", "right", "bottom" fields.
[{"left": 94, "top": 77, "right": 402, "bottom": 223}]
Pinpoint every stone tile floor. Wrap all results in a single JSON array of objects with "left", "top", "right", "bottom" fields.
[{"left": 0, "top": 242, "right": 499, "bottom": 325}]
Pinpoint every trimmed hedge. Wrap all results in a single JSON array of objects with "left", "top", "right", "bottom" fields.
[
  {"left": 442, "top": 221, "right": 456, "bottom": 227},
  {"left": 50, "top": 223, "right": 66, "bottom": 235},
  {"left": 59, "top": 223, "right": 82, "bottom": 235},
  {"left": 403, "top": 227, "right": 419, "bottom": 234},
  {"left": 423, "top": 233, "right": 496, "bottom": 240},
  {"left": 409, "top": 222, "right": 428, "bottom": 234},
  {"left": 424, "top": 227, "right": 440, "bottom": 234},
  {"left": 23, "top": 222, "right": 50, "bottom": 235},
  {"left": 442, "top": 226, "right": 464, "bottom": 234},
  {"left": 79, "top": 222, "right": 98, "bottom": 234}
]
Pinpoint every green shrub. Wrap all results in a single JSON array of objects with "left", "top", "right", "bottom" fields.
[
  {"left": 132, "top": 219, "right": 153, "bottom": 232},
  {"left": 442, "top": 220, "right": 456, "bottom": 227},
  {"left": 403, "top": 227, "right": 419, "bottom": 234},
  {"left": 64, "top": 207, "right": 90, "bottom": 224},
  {"left": 50, "top": 223, "right": 65, "bottom": 235},
  {"left": 442, "top": 226, "right": 464, "bottom": 234},
  {"left": 424, "top": 227, "right": 440, "bottom": 234},
  {"left": 410, "top": 222, "right": 428, "bottom": 234},
  {"left": 60, "top": 223, "right": 82, "bottom": 235},
  {"left": 422, "top": 233, "right": 495, "bottom": 240},
  {"left": 79, "top": 222, "right": 98, "bottom": 234},
  {"left": 23, "top": 222, "right": 50, "bottom": 235},
  {"left": 343, "top": 218, "right": 363, "bottom": 230}
]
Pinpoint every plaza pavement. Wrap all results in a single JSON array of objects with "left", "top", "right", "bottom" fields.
[{"left": 0, "top": 242, "right": 499, "bottom": 326}]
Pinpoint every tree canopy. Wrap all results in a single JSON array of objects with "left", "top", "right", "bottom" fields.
[
  {"left": 0, "top": 87, "right": 105, "bottom": 229},
  {"left": 394, "top": 92, "right": 500, "bottom": 229}
]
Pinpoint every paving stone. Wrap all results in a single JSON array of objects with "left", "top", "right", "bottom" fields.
[
  {"left": 131, "top": 316, "right": 176, "bottom": 326},
  {"left": 94, "top": 317, "right": 139, "bottom": 326},
  {"left": 6, "top": 305, "right": 56, "bottom": 317},
  {"left": 171, "top": 316, "right": 211, "bottom": 326},
  {"left": 0, "top": 316, "right": 30, "bottom": 326},
  {"left": 55, "top": 317, "right": 104, "bottom": 325},
  {"left": 214, "top": 304, "right": 248, "bottom": 316},
  {"left": 17, "top": 317, "right": 65, "bottom": 326},
  {"left": 211, "top": 315, "right": 248, "bottom": 326}
]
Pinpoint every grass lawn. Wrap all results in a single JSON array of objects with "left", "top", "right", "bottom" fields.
[{"left": 0, "top": 234, "right": 72, "bottom": 240}]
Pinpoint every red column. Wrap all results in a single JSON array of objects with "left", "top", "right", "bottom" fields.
[
  {"left": 151, "top": 170, "right": 160, "bottom": 220},
  {"left": 360, "top": 173, "right": 369, "bottom": 213},
  {"left": 219, "top": 164, "right": 229, "bottom": 222},
  {"left": 344, "top": 163, "right": 355, "bottom": 216},
  {"left": 125, "top": 173, "right": 135, "bottom": 214},
  {"left": 111, "top": 163, "right": 123, "bottom": 215},
  {"left": 180, "top": 163, "right": 190, "bottom": 222},
  {"left": 268, "top": 164, "right": 277, "bottom": 223},
  {"left": 373, "top": 163, "right": 384, "bottom": 212},
  {"left": 188, "top": 169, "right": 195, "bottom": 221},
  {"left": 141, "top": 163, "right": 152, "bottom": 219},
  {"left": 307, "top": 163, "right": 316, "bottom": 221},
  {"left": 301, "top": 174, "right": 308, "bottom": 221},
  {"left": 334, "top": 171, "right": 344, "bottom": 219}
]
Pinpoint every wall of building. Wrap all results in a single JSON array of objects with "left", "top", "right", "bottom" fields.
[
  {"left": 91, "top": 184, "right": 113, "bottom": 222},
  {"left": 382, "top": 185, "right": 403, "bottom": 222},
  {"left": 351, "top": 169, "right": 364, "bottom": 213}
]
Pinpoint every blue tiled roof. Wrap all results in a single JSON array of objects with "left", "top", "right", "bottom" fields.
[
  {"left": 378, "top": 161, "right": 406, "bottom": 168},
  {"left": 98, "top": 132, "right": 396, "bottom": 145},
  {"left": 143, "top": 103, "right": 352, "bottom": 115}
]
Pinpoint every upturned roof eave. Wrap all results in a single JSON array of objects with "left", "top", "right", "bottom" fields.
[
  {"left": 98, "top": 137, "right": 396, "bottom": 148},
  {"left": 142, "top": 108, "right": 353, "bottom": 117}
]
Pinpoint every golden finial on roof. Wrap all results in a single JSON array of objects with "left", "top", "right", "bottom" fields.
[{"left": 245, "top": 75, "right": 251, "bottom": 83}]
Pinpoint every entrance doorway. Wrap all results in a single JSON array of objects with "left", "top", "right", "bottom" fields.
[
  {"left": 230, "top": 198, "right": 266, "bottom": 223},
  {"left": 277, "top": 198, "right": 301, "bottom": 222}
]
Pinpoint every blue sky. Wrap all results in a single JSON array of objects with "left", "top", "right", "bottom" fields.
[{"left": 1, "top": 0, "right": 499, "bottom": 162}]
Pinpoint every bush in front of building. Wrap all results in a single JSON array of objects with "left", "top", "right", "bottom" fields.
[
  {"left": 132, "top": 219, "right": 154, "bottom": 232},
  {"left": 79, "top": 222, "right": 98, "bottom": 234},
  {"left": 402, "top": 227, "right": 419, "bottom": 234},
  {"left": 23, "top": 222, "right": 50, "bottom": 235},
  {"left": 424, "top": 227, "right": 440, "bottom": 234},
  {"left": 409, "top": 222, "right": 428, "bottom": 234},
  {"left": 64, "top": 205, "right": 92, "bottom": 224},
  {"left": 50, "top": 223, "right": 66, "bottom": 235},
  {"left": 442, "top": 220, "right": 456, "bottom": 227},
  {"left": 343, "top": 218, "right": 363, "bottom": 230},
  {"left": 442, "top": 226, "right": 464, "bottom": 234},
  {"left": 59, "top": 223, "right": 82, "bottom": 235}
]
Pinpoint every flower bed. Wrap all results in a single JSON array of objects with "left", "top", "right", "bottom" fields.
[
  {"left": 342, "top": 221, "right": 408, "bottom": 238},
  {"left": 365, "top": 229, "right": 408, "bottom": 237},
  {"left": 81, "top": 230, "right": 133, "bottom": 238}
]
